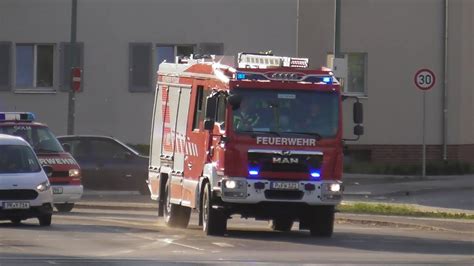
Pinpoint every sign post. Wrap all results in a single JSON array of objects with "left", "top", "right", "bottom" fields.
[{"left": 414, "top": 68, "right": 436, "bottom": 178}]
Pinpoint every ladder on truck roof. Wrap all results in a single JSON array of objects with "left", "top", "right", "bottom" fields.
[{"left": 238, "top": 52, "right": 309, "bottom": 69}]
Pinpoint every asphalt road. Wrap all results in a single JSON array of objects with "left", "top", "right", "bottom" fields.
[{"left": 1, "top": 209, "right": 473, "bottom": 265}]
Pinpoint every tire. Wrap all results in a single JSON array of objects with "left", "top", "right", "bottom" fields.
[
  {"left": 269, "top": 218, "right": 294, "bottom": 232},
  {"left": 139, "top": 180, "right": 150, "bottom": 195},
  {"left": 55, "top": 203, "right": 74, "bottom": 212},
  {"left": 38, "top": 214, "right": 52, "bottom": 226},
  {"left": 163, "top": 179, "right": 191, "bottom": 228},
  {"left": 308, "top": 206, "right": 335, "bottom": 237},
  {"left": 10, "top": 218, "right": 21, "bottom": 225},
  {"left": 202, "top": 182, "right": 227, "bottom": 236}
]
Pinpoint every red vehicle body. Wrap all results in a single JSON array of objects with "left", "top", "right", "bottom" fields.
[
  {"left": 148, "top": 53, "right": 363, "bottom": 236},
  {"left": 0, "top": 113, "right": 83, "bottom": 212}
]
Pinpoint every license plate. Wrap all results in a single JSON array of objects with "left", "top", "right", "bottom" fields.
[
  {"left": 53, "top": 187, "right": 63, "bottom": 194},
  {"left": 3, "top": 202, "right": 30, "bottom": 210},
  {"left": 271, "top": 181, "right": 299, "bottom": 190}
]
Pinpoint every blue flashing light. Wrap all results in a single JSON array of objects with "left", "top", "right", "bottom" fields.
[
  {"left": 248, "top": 167, "right": 260, "bottom": 176},
  {"left": 310, "top": 170, "right": 321, "bottom": 179},
  {"left": 236, "top": 72, "right": 246, "bottom": 80},
  {"left": 322, "top": 77, "right": 332, "bottom": 84},
  {"left": 0, "top": 112, "right": 36, "bottom": 122}
]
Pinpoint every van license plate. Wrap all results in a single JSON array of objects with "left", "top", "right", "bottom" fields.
[
  {"left": 271, "top": 182, "right": 299, "bottom": 190},
  {"left": 3, "top": 202, "right": 30, "bottom": 210},
  {"left": 53, "top": 187, "right": 63, "bottom": 194}
]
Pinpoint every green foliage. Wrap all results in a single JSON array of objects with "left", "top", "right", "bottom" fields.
[
  {"left": 339, "top": 202, "right": 474, "bottom": 220},
  {"left": 344, "top": 161, "right": 473, "bottom": 175}
]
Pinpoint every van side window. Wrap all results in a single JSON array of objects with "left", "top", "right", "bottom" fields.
[
  {"left": 192, "top": 86, "right": 204, "bottom": 130},
  {"left": 192, "top": 85, "right": 211, "bottom": 130}
]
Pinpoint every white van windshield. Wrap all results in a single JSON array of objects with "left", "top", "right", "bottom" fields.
[{"left": 0, "top": 145, "right": 42, "bottom": 173}]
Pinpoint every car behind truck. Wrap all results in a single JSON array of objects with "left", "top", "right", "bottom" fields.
[{"left": 148, "top": 53, "right": 363, "bottom": 236}]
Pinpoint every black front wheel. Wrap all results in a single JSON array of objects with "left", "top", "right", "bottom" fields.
[
  {"left": 308, "top": 206, "right": 335, "bottom": 237},
  {"left": 202, "top": 182, "right": 227, "bottom": 236},
  {"left": 38, "top": 214, "right": 52, "bottom": 226}
]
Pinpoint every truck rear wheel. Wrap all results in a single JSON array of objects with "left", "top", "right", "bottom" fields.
[
  {"left": 308, "top": 206, "right": 335, "bottom": 237},
  {"left": 269, "top": 218, "right": 294, "bottom": 232},
  {"left": 163, "top": 180, "right": 191, "bottom": 228},
  {"left": 202, "top": 182, "right": 226, "bottom": 236},
  {"left": 55, "top": 203, "right": 74, "bottom": 212}
]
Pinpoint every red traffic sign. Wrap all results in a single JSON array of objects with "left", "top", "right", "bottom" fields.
[
  {"left": 71, "top": 67, "right": 82, "bottom": 92},
  {"left": 414, "top": 68, "right": 435, "bottom": 91}
]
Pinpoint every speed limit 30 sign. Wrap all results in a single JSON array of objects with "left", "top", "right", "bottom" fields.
[{"left": 414, "top": 68, "right": 436, "bottom": 91}]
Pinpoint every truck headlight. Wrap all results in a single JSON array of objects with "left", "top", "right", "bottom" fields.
[
  {"left": 69, "top": 169, "right": 80, "bottom": 177},
  {"left": 222, "top": 178, "right": 247, "bottom": 198},
  {"left": 36, "top": 181, "right": 51, "bottom": 192},
  {"left": 329, "top": 183, "right": 341, "bottom": 192}
]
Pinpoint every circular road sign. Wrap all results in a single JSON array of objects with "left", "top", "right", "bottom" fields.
[{"left": 414, "top": 68, "right": 436, "bottom": 91}]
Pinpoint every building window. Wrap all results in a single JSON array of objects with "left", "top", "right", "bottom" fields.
[
  {"left": 156, "top": 44, "right": 196, "bottom": 65},
  {"left": 346, "top": 53, "right": 366, "bottom": 94},
  {"left": 15, "top": 44, "right": 54, "bottom": 89},
  {"left": 327, "top": 53, "right": 367, "bottom": 95},
  {"left": 129, "top": 43, "right": 153, "bottom": 92}
]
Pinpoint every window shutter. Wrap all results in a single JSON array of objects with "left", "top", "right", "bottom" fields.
[
  {"left": 60, "top": 42, "right": 84, "bottom": 92},
  {"left": 129, "top": 43, "right": 153, "bottom": 92},
  {"left": 0, "top": 42, "right": 12, "bottom": 91},
  {"left": 197, "top": 43, "right": 224, "bottom": 55}
]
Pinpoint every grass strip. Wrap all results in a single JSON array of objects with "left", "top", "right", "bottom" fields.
[{"left": 338, "top": 202, "right": 474, "bottom": 220}]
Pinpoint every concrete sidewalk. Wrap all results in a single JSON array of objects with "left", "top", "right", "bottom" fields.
[{"left": 75, "top": 174, "right": 474, "bottom": 215}]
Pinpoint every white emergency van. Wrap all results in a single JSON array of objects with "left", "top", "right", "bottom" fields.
[{"left": 0, "top": 134, "right": 54, "bottom": 226}]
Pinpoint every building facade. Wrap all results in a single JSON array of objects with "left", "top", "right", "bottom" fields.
[{"left": 0, "top": 0, "right": 472, "bottom": 164}]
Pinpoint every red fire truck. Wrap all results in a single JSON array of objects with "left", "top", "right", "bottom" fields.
[
  {"left": 0, "top": 112, "right": 83, "bottom": 212},
  {"left": 148, "top": 53, "right": 363, "bottom": 236}
]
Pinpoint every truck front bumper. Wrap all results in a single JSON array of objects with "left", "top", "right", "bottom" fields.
[{"left": 218, "top": 178, "right": 343, "bottom": 206}]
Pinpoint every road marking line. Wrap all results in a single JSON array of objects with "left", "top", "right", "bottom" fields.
[
  {"left": 162, "top": 238, "right": 204, "bottom": 251},
  {"left": 212, "top": 242, "right": 234, "bottom": 248}
]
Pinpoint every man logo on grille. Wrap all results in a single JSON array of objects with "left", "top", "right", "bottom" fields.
[{"left": 273, "top": 157, "right": 299, "bottom": 164}]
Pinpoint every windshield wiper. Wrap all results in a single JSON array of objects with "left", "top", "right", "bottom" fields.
[
  {"left": 238, "top": 130, "right": 281, "bottom": 137},
  {"left": 287, "top": 132, "right": 323, "bottom": 141}
]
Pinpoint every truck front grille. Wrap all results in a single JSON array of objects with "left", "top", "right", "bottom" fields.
[
  {"left": 264, "top": 190, "right": 304, "bottom": 200},
  {"left": 0, "top": 190, "right": 38, "bottom": 200}
]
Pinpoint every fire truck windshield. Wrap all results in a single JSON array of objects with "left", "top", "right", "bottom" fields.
[
  {"left": 0, "top": 125, "right": 64, "bottom": 153},
  {"left": 231, "top": 89, "right": 339, "bottom": 138}
]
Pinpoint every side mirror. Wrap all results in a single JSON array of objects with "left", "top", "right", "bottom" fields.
[
  {"left": 62, "top": 143, "right": 71, "bottom": 153},
  {"left": 205, "top": 95, "right": 217, "bottom": 120},
  {"left": 228, "top": 94, "right": 242, "bottom": 109},
  {"left": 353, "top": 102, "right": 363, "bottom": 124},
  {"left": 354, "top": 125, "right": 364, "bottom": 136},
  {"left": 43, "top": 165, "right": 53, "bottom": 177},
  {"left": 203, "top": 119, "right": 214, "bottom": 131}
]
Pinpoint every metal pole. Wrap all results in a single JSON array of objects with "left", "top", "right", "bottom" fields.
[
  {"left": 334, "top": 0, "right": 342, "bottom": 58},
  {"left": 422, "top": 92, "right": 426, "bottom": 178},
  {"left": 296, "top": 0, "right": 299, "bottom": 56},
  {"left": 67, "top": 0, "right": 77, "bottom": 135},
  {"left": 442, "top": 0, "right": 449, "bottom": 161}
]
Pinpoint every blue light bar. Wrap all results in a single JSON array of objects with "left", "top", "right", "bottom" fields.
[
  {"left": 236, "top": 72, "right": 246, "bottom": 80},
  {"left": 0, "top": 112, "right": 36, "bottom": 122}
]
